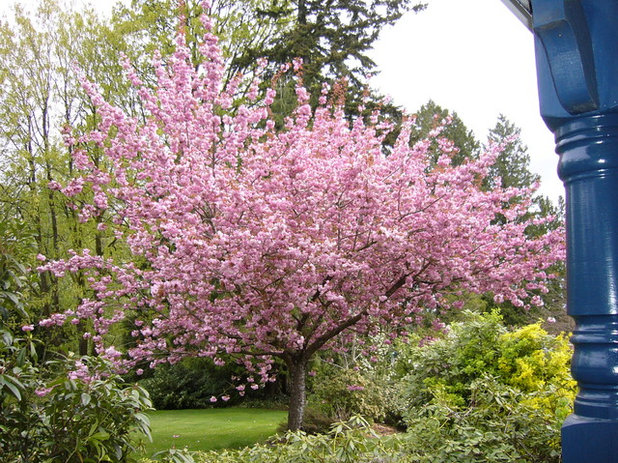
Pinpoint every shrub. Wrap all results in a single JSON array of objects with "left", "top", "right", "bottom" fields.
[
  {"left": 309, "top": 367, "right": 389, "bottom": 422},
  {"left": 0, "top": 329, "right": 152, "bottom": 462},
  {"left": 394, "top": 310, "right": 575, "bottom": 461},
  {"left": 290, "top": 407, "right": 334, "bottom": 434},
  {"left": 402, "top": 375, "right": 563, "bottom": 462},
  {"left": 497, "top": 323, "right": 574, "bottom": 421},
  {"left": 139, "top": 356, "right": 285, "bottom": 410},
  {"left": 139, "top": 358, "right": 231, "bottom": 410},
  {"left": 394, "top": 310, "right": 506, "bottom": 408}
]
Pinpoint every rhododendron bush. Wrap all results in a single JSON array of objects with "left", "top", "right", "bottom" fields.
[{"left": 37, "top": 8, "right": 564, "bottom": 430}]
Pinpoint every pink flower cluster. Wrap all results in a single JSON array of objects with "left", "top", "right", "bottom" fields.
[{"left": 346, "top": 385, "right": 365, "bottom": 392}]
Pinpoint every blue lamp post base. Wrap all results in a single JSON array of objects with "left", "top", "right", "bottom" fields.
[{"left": 563, "top": 415, "right": 618, "bottom": 463}]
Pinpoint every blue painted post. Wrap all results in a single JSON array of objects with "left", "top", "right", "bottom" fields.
[{"left": 531, "top": 1, "right": 618, "bottom": 461}]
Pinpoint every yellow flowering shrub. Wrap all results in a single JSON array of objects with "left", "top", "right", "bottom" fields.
[{"left": 498, "top": 323, "right": 576, "bottom": 420}]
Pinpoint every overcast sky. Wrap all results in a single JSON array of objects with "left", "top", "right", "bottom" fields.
[{"left": 1, "top": 0, "right": 564, "bottom": 202}]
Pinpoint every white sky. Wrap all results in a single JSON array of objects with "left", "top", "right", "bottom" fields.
[{"left": 1, "top": 0, "right": 564, "bottom": 202}]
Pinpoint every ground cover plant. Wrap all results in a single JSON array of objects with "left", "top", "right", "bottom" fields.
[
  {"left": 140, "top": 408, "right": 287, "bottom": 456},
  {"left": 36, "top": 2, "right": 564, "bottom": 431},
  {"left": 141, "top": 416, "right": 409, "bottom": 463}
]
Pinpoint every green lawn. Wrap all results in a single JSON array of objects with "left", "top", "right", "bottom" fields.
[{"left": 139, "top": 408, "right": 287, "bottom": 457}]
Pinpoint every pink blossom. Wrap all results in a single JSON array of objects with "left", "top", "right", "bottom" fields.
[
  {"left": 47, "top": 180, "right": 62, "bottom": 191},
  {"left": 68, "top": 359, "right": 96, "bottom": 383},
  {"left": 21, "top": 324, "right": 34, "bottom": 332},
  {"left": 347, "top": 385, "right": 365, "bottom": 391},
  {"left": 210, "top": 396, "right": 217, "bottom": 402},
  {"left": 432, "top": 320, "right": 446, "bottom": 331},
  {"left": 35, "top": 387, "right": 54, "bottom": 397}
]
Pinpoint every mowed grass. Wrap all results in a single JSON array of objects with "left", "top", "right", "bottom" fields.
[{"left": 139, "top": 408, "right": 287, "bottom": 457}]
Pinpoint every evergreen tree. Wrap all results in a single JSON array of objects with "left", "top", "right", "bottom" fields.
[
  {"left": 410, "top": 100, "right": 480, "bottom": 166},
  {"left": 114, "top": 0, "right": 426, "bottom": 120},
  {"left": 234, "top": 0, "right": 425, "bottom": 93},
  {"left": 483, "top": 114, "right": 540, "bottom": 190}
]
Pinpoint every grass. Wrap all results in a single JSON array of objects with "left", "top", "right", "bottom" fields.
[{"left": 139, "top": 408, "right": 287, "bottom": 457}]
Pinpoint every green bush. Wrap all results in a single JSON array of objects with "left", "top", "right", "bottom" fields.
[
  {"left": 395, "top": 310, "right": 506, "bottom": 409},
  {"left": 304, "top": 339, "right": 404, "bottom": 428},
  {"left": 139, "top": 358, "right": 231, "bottom": 410},
  {"left": 394, "top": 310, "right": 575, "bottom": 462},
  {"left": 286, "top": 406, "right": 335, "bottom": 434},
  {"left": 139, "top": 356, "right": 284, "bottom": 410},
  {"left": 402, "top": 375, "right": 563, "bottom": 462},
  {"left": 309, "top": 367, "right": 389, "bottom": 423},
  {"left": 497, "top": 323, "right": 574, "bottom": 421},
  {"left": 0, "top": 329, "right": 152, "bottom": 462}
]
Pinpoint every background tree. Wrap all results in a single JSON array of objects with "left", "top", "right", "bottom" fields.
[
  {"left": 0, "top": 0, "right": 140, "bottom": 353},
  {"left": 0, "top": 220, "right": 34, "bottom": 330},
  {"left": 113, "top": 0, "right": 292, "bottom": 88},
  {"left": 233, "top": 0, "right": 425, "bottom": 94},
  {"left": 114, "top": 0, "right": 427, "bottom": 122},
  {"left": 483, "top": 114, "right": 540, "bottom": 191},
  {"left": 410, "top": 100, "right": 480, "bottom": 166},
  {"left": 38, "top": 17, "right": 564, "bottom": 430}
]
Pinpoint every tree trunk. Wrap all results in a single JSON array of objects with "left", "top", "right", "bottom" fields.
[
  {"left": 297, "top": 0, "right": 307, "bottom": 25},
  {"left": 286, "top": 356, "right": 308, "bottom": 431}
]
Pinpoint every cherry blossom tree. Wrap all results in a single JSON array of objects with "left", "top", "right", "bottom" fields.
[{"left": 37, "top": 10, "right": 564, "bottom": 430}]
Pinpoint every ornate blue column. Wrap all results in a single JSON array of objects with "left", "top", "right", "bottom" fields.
[{"left": 531, "top": 1, "right": 618, "bottom": 461}]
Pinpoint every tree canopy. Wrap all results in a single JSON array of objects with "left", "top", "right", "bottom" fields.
[{"left": 37, "top": 12, "right": 564, "bottom": 430}]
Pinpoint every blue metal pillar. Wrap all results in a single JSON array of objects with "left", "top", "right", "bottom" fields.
[{"left": 531, "top": 1, "right": 618, "bottom": 461}]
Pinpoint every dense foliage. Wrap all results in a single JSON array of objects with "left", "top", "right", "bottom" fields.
[
  {"left": 402, "top": 376, "right": 564, "bottom": 462},
  {"left": 0, "top": 329, "right": 152, "bottom": 462},
  {"left": 395, "top": 311, "right": 575, "bottom": 461},
  {"left": 140, "top": 359, "right": 229, "bottom": 410},
  {"left": 308, "top": 366, "right": 388, "bottom": 423},
  {"left": 138, "top": 356, "right": 272, "bottom": 409},
  {"left": 395, "top": 311, "right": 574, "bottom": 416}
]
